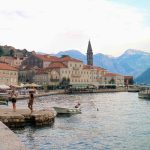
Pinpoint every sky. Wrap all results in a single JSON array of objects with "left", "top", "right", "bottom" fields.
[{"left": 0, "top": 0, "right": 150, "bottom": 56}]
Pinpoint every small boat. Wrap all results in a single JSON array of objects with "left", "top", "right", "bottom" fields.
[
  {"left": 0, "top": 100, "right": 8, "bottom": 105},
  {"left": 127, "top": 85, "right": 139, "bottom": 92},
  {"left": 53, "top": 107, "right": 81, "bottom": 115},
  {"left": 138, "top": 86, "right": 150, "bottom": 99}
]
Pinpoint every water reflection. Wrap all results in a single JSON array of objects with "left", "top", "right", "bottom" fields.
[{"left": 12, "top": 92, "right": 150, "bottom": 150}]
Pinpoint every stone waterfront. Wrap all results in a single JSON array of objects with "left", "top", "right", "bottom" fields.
[
  {"left": 0, "top": 121, "right": 29, "bottom": 150},
  {"left": 0, "top": 108, "right": 55, "bottom": 128}
]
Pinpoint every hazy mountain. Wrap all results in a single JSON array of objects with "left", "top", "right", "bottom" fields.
[
  {"left": 135, "top": 68, "right": 150, "bottom": 84},
  {"left": 117, "top": 49, "right": 150, "bottom": 77},
  {"left": 55, "top": 50, "right": 87, "bottom": 64},
  {"left": 55, "top": 49, "right": 150, "bottom": 78}
]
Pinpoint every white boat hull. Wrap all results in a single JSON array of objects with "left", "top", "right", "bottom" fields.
[{"left": 53, "top": 107, "right": 81, "bottom": 115}]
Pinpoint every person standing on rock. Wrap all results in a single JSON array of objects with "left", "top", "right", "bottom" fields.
[
  {"left": 11, "top": 90, "right": 17, "bottom": 112},
  {"left": 28, "top": 90, "right": 34, "bottom": 113}
]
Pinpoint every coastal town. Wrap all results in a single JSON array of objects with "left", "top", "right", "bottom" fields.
[
  {"left": 0, "top": 41, "right": 133, "bottom": 91},
  {"left": 1, "top": 0, "right": 150, "bottom": 149},
  {"left": 1, "top": 41, "right": 150, "bottom": 150}
]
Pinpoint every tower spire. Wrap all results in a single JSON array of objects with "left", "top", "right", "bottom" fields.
[{"left": 87, "top": 40, "right": 93, "bottom": 66}]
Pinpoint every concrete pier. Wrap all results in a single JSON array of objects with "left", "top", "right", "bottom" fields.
[
  {"left": 16, "top": 90, "right": 65, "bottom": 100},
  {"left": 0, "top": 121, "right": 29, "bottom": 150},
  {"left": 0, "top": 108, "right": 55, "bottom": 128}
]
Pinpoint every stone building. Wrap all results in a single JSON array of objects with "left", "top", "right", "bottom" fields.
[
  {"left": 102, "top": 72, "right": 124, "bottom": 87},
  {"left": 19, "top": 54, "right": 60, "bottom": 83},
  {"left": 0, "top": 63, "right": 18, "bottom": 85},
  {"left": 0, "top": 56, "right": 25, "bottom": 67},
  {"left": 33, "top": 56, "right": 107, "bottom": 87},
  {"left": 21, "top": 54, "right": 60, "bottom": 68},
  {"left": 19, "top": 66, "right": 39, "bottom": 83},
  {"left": 124, "top": 76, "right": 134, "bottom": 85}
]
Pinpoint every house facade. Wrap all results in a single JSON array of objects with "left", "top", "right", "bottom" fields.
[
  {"left": 0, "top": 56, "right": 25, "bottom": 67},
  {"left": 19, "top": 54, "right": 60, "bottom": 83},
  {"left": 33, "top": 56, "right": 109, "bottom": 87},
  {"left": 0, "top": 63, "right": 18, "bottom": 85},
  {"left": 102, "top": 72, "right": 124, "bottom": 87}
]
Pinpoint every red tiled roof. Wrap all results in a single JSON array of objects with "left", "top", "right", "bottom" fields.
[
  {"left": 48, "top": 62, "right": 67, "bottom": 68},
  {"left": 0, "top": 63, "right": 18, "bottom": 71},
  {"left": 36, "top": 69, "right": 48, "bottom": 75},
  {"left": 124, "top": 76, "right": 133, "bottom": 79},
  {"left": 35, "top": 54, "right": 60, "bottom": 62},
  {"left": 104, "top": 72, "right": 123, "bottom": 77},
  {"left": 60, "top": 56, "right": 82, "bottom": 62},
  {"left": 83, "top": 65, "right": 106, "bottom": 70}
]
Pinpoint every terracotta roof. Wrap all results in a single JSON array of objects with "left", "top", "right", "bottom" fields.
[
  {"left": 104, "top": 72, "right": 123, "bottom": 77},
  {"left": 35, "top": 54, "right": 60, "bottom": 62},
  {"left": 83, "top": 65, "right": 106, "bottom": 70},
  {"left": 48, "top": 62, "right": 67, "bottom": 68},
  {"left": 0, "top": 63, "right": 18, "bottom": 71},
  {"left": 36, "top": 69, "right": 48, "bottom": 75},
  {"left": 60, "top": 56, "right": 82, "bottom": 62},
  {"left": 124, "top": 76, "right": 133, "bottom": 79}
]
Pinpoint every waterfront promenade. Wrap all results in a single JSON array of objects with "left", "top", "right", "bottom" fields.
[
  {"left": 16, "top": 88, "right": 127, "bottom": 100},
  {"left": 0, "top": 121, "right": 29, "bottom": 150},
  {"left": 16, "top": 89, "right": 65, "bottom": 100}
]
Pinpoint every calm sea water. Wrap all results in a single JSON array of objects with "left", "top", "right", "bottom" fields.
[{"left": 10, "top": 92, "right": 150, "bottom": 150}]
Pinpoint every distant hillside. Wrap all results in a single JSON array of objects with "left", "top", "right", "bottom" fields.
[
  {"left": 135, "top": 68, "right": 150, "bottom": 84},
  {"left": 0, "top": 45, "right": 34, "bottom": 57},
  {"left": 54, "top": 49, "right": 150, "bottom": 78}
]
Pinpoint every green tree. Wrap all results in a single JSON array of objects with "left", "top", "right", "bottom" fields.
[
  {"left": 0, "top": 47, "right": 4, "bottom": 56},
  {"left": 109, "top": 78, "right": 115, "bottom": 84},
  {"left": 60, "top": 77, "right": 70, "bottom": 89}
]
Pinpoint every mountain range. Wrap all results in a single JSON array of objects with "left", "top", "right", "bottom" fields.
[
  {"left": 55, "top": 49, "right": 150, "bottom": 78},
  {"left": 135, "top": 68, "right": 150, "bottom": 85}
]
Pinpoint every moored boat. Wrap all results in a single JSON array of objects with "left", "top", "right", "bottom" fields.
[
  {"left": 53, "top": 107, "right": 81, "bottom": 115},
  {"left": 138, "top": 86, "right": 150, "bottom": 99},
  {"left": 0, "top": 100, "right": 8, "bottom": 105},
  {"left": 127, "top": 85, "right": 139, "bottom": 92},
  {"left": 138, "top": 93, "right": 150, "bottom": 99}
]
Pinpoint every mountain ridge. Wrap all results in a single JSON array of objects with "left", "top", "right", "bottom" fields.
[
  {"left": 54, "top": 49, "right": 150, "bottom": 78},
  {"left": 135, "top": 68, "right": 150, "bottom": 84}
]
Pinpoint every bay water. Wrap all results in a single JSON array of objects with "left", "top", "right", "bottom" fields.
[{"left": 11, "top": 92, "right": 150, "bottom": 150}]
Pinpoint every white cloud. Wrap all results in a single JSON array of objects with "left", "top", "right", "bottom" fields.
[{"left": 0, "top": 0, "right": 150, "bottom": 56}]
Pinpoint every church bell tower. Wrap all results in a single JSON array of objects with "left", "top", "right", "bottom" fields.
[{"left": 87, "top": 40, "right": 93, "bottom": 66}]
